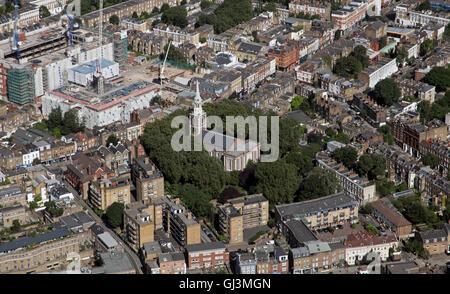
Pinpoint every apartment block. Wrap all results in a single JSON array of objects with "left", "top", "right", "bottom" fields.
[
  {"left": 162, "top": 198, "right": 201, "bottom": 246},
  {"left": 390, "top": 118, "right": 447, "bottom": 157},
  {"left": 290, "top": 241, "right": 346, "bottom": 274},
  {"left": 0, "top": 205, "right": 26, "bottom": 229},
  {"left": 344, "top": 231, "right": 398, "bottom": 265},
  {"left": 153, "top": 23, "right": 200, "bottom": 45},
  {"left": 185, "top": 242, "right": 229, "bottom": 270},
  {"left": 0, "top": 227, "right": 90, "bottom": 273},
  {"left": 288, "top": 1, "right": 331, "bottom": 20},
  {"left": 358, "top": 58, "right": 398, "bottom": 88},
  {"left": 124, "top": 201, "right": 165, "bottom": 252},
  {"left": 0, "top": 186, "right": 27, "bottom": 207},
  {"left": 316, "top": 151, "right": 377, "bottom": 205},
  {"left": 132, "top": 157, "right": 164, "bottom": 202},
  {"left": 416, "top": 228, "right": 448, "bottom": 255},
  {"left": 89, "top": 175, "right": 131, "bottom": 211},
  {"left": 369, "top": 198, "right": 412, "bottom": 239},
  {"left": 419, "top": 139, "right": 450, "bottom": 172},
  {"left": 218, "top": 194, "right": 269, "bottom": 244},
  {"left": 276, "top": 192, "right": 359, "bottom": 231},
  {"left": 156, "top": 252, "right": 187, "bottom": 274}
]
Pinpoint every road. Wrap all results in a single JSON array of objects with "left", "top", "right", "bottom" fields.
[{"left": 63, "top": 179, "right": 144, "bottom": 274}]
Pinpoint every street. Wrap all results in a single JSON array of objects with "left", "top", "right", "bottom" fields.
[{"left": 63, "top": 179, "right": 144, "bottom": 274}]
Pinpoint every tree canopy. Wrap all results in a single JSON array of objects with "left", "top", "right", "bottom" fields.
[
  {"left": 196, "top": 0, "right": 254, "bottom": 34},
  {"left": 297, "top": 168, "right": 341, "bottom": 201},
  {"left": 418, "top": 90, "right": 450, "bottom": 122},
  {"left": 355, "top": 153, "right": 386, "bottom": 180},
  {"left": 34, "top": 107, "right": 85, "bottom": 138},
  {"left": 39, "top": 6, "right": 51, "bottom": 18},
  {"left": 378, "top": 125, "right": 394, "bottom": 145},
  {"left": 373, "top": 78, "right": 401, "bottom": 106},
  {"left": 107, "top": 134, "right": 119, "bottom": 146},
  {"left": 422, "top": 152, "right": 440, "bottom": 169},
  {"left": 424, "top": 67, "right": 450, "bottom": 92},
  {"left": 177, "top": 184, "right": 214, "bottom": 222},
  {"left": 109, "top": 15, "right": 119, "bottom": 25},
  {"left": 251, "top": 160, "right": 300, "bottom": 205},
  {"left": 161, "top": 6, "right": 188, "bottom": 28},
  {"left": 105, "top": 202, "right": 125, "bottom": 228},
  {"left": 332, "top": 147, "right": 357, "bottom": 169},
  {"left": 333, "top": 56, "right": 362, "bottom": 78}
]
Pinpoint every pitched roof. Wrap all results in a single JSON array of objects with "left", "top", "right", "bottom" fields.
[{"left": 369, "top": 199, "right": 411, "bottom": 228}]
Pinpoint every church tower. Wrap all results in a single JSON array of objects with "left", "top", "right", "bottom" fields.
[{"left": 189, "top": 81, "right": 207, "bottom": 136}]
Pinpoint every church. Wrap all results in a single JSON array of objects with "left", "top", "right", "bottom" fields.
[{"left": 189, "top": 82, "right": 260, "bottom": 171}]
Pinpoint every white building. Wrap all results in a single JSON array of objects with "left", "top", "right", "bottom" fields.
[
  {"left": 344, "top": 232, "right": 398, "bottom": 265},
  {"left": 42, "top": 81, "right": 160, "bottom": 129},
  {"left": 68, "top": 59, "right": 120, "bottom": 87},
  {"left": 358, "top": 58, "right": 398, "bottom": 88}
]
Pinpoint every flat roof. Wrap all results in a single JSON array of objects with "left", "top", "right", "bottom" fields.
[
  {"left": 276, "top": 192, "right": 358, "bottom": 220},
  {"left": 97, "top": 232, "right": 118, "bottom": 249}
]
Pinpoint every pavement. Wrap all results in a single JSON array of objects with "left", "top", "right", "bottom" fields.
[{"left": 63, "top": 179, "right": 143, "bottom": 274}]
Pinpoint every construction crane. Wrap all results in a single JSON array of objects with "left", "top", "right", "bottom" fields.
[
  {"left": 55, "top": 0, "right": 74, "bottom": 46},
  {"left": 159, "top": 40, "right": 172, "bottom": 85},
  {"left": 95, "top": 0, "right": 104, "bottom": 95},
  {"left": 12, "top": 0, "right": 20, "bottom": 59}
]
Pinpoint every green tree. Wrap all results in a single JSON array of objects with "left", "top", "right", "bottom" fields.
[
  {"left": 251, "top": 161, "right": 300, "bottom": 205},
  {"left": 109, "top": 14, "right": 120, "bottom": 25},
  {"left": 177, "top": 184, "right": 214, "bottom": 221},
  {"left": 39, "top": 5, "right": 51, "bottom": 18},
  {"left": 297, "top": 168, "right": 341, "bottom": 201},
  {"left": 284, "top": 149, "right": 314, "bottom": 176},
  {"left": 424, "top": 67, "right": 450, "bottom": 92},
  {"left": 332, "top": 147, "right": 357, "bottom": 169},
  {"left": 201, "top": 0, "right": 214, "bottom": 9},
  {"left": 396, "top": 46, "right": 408, "bottom": 64},
  {"left": 378, "top": 125, "right": 394, "bottom": 145},
  {"left": 364, "top": 223, "right": 378, "bottom": 235},
  {"left": 45, "top": 201, "right": 64, "bottom": 217},
  {"left": 161, "top": 6, "right": 188, "bottom": 28},
  {"left": 444, "top": 24, "right": 450, "bottom": 41},
  {"left": 360, "top": 204, "right": 372, "bottom": 214},
  {"left": 355, "top": 153, "right": 386, "bottom": 180},
  {"left": 422, "top": 152, "right": 440, "bottom": 169},
  {"left": 47, "top": 107, "right": 63, "bottom": 131},
  {"left": 199, "top": 36, "right": 207, "bottom": 43},
  {"left": 415, "top": 0, "right": 431, "bottom": 11},
  {"left": 291, "top": 95, "right": 304, "bottom": 110},
  {"left": 160, "top": 3, "right": 170, "bottom": 13},
  {"left": 350, "top": 45, "right": 369, "bottom": 69},
  {"left": 420, "top": 39, "right": 434, "bottom": 56},
  {"left": 132, "top": 11, "right": 139, "bottom": 18},
  {"left": 373, "top": 78, "right": 401, "bottom": 106},
  {"left": 106, "top": 134, "right": 119, "bottom": 146},
  {"left": 334, "top": 30, "right": 341, "bottom": 40},
  {"left": 10, "top": 219, "right": 21, "bottom": 233},
  {"left": 333, "top": 56, "right": 363, "bottom": 78},
  {"left": 105, "top": 202, "right": 125, "bottom": 228},
  {"left": 161, "top": 43, "right": 187, "bottom": 63},
  {"left": 376, "top": 179, "right": 395, "bottom": 197},
  {"left": 32, "top": 158, "right": 41, "bottom": 165}
]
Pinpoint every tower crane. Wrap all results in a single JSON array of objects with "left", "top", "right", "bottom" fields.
[
  {"left": 95, "top": 0, "right": 104, "bottom": 95},
  {"left": 159, "top": 40, "right": 172, "bottom": 85},
  {"left": 55, "top": 0, "right": 74, "bottom": 46},
  {"left": 12, "top": 0, "right": 20, "bottom": 59}
]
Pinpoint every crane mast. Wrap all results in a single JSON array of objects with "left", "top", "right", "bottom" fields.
[
  {"left": 55, "top": 0, "right": 73, "bottom": 46},
  {"left": 96, "top": 0, "right": 104, "bottom": 95},
  {"left": 13, "top": 0, "right": 20, "bottom": 59},
  {"left": 159, "top": 40, "right": 172, "bottom": 84}
]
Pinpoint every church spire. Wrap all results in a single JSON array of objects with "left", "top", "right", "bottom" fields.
[{"left": 194, "top": 80, "right": 202, "bottom": 108}]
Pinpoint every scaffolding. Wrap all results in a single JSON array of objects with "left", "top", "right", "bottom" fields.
[
  {"left": 113, "top": 31, "right": 128, "bottom": 71},
  {"left": 7, "top": 67, "right": 32, "bottom": 105}
]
